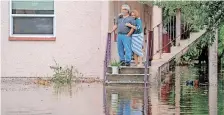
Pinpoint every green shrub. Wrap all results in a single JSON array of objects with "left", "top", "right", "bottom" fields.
[{"left": 50, "top": 59, "right": 74, "bottom": 84}]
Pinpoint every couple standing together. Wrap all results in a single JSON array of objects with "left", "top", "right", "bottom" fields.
[{"left": 110, "top": 4, "right": 144, "bottom": 67}]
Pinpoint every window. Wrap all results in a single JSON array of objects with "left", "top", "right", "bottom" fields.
[{"left": 10, "top": 0, "right": 55, "bottom": 37}]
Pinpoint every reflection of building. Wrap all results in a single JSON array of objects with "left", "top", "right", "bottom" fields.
[
  {"left": 106, "top": 86, "right": 144, "bottom": 115},
  {"left": 118, "top": 99, "right": 131, "bottom": 115},
  {"left": 161, "top": 73, "right": 172, "bottom": 102},
  {"left": 111, "top": 94, "right": 119, "bottom": 115},
  {"left": 161, "top": 83, "right": 172, "bottom": 102},
  {"left": 131, "top": 98, "right": 143, "bottom": 115}
]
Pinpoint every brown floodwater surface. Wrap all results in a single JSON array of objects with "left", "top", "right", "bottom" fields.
[
  {"left": 1, "top": 66, "right": 224, "bottom": 115},
  {"left": 1, "top": 80, "right": 104, "bottom": 115}
]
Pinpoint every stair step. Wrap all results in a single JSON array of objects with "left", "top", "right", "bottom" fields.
[
  {"left": 105, "top": 83, "right": 146, "bottom": 87},
  {"left": 107, "top": 66, "right": 149, "bottom": 74},
  {"left": 106, "top": 73, "right": 149, "bottom": 83},
  {"left": 105, "top": 81, "right": 149, "bottom": 84}
]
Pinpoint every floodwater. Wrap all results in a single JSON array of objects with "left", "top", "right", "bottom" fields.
[{"left": 1, "top": 66, "right": 224, "bottom": 115}]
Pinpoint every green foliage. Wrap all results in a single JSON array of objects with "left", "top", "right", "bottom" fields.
[
  {"left": 143, "top": 1, "right": 224, "bottom": 64},
  {"left": 50, "top": 62, "right": 73, "bottom": 84},
  {"left": 50, "top": 60, "right": 81, "bottom": 84},
  {"left": 110, "top": 59, "right": 121, "bottom": 67},
  {"left": 154, "top": 1, "right": 205, "bottom": 29},
  {"left": 218, "top": 23, "right": 224, "bottom": 57}
]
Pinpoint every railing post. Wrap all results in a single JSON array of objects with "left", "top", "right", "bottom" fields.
[
  {"left": 143, "top": 31, "right": 150, "bottom": 115},
  {"left": 176, "top": 8, "right": 181, "bottom": 46},
  {"left": 158, "top": 23, "right": 163, "bottom": 59},
  {"left": 148, "top": 30, "right": 153, "bottom": 66},
  {"left": 107, "top": 33, "right": 112, "bottom": 63}
]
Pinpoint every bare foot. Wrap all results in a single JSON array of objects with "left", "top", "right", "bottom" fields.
[{"left": 137, "top": 64, "right": 144, "bottom": 67}]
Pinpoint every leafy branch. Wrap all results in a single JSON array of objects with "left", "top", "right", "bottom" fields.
[{"left": 140, "top": 1, "right": 224, "bottom": 64}]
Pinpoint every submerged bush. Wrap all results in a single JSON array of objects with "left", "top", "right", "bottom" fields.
[
  {"left": 50, "top": 65, "right": 73, "bottom": 84},
  {"left": 50, "top": 60, "right": 81, "bottom": 84}
]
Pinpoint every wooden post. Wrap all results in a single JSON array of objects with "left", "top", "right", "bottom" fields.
[{"left": 208, "top": 28, "right": 218, "bottom": 115}]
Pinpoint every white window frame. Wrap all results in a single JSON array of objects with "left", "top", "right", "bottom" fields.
[{"left": 9, "top": 0, "right": 56, "bottom": 37}]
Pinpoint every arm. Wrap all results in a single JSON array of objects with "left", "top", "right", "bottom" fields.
[
  {"left": 127, "top": 18, "right": 137, "bottom": 36},
  {"left": 110, "top": 25, "right": 118, "bottom": 33},
  {"left": 126, "top": 24, "right": 137, "bottom": 29},
  {"left": 126, "top": 19, "right": 141, "bottom": 30},
  {"left": 110, "top": 17, "right": 119, "bottom": 33},
  {"left": 127, "top": 28, "right": 135, "bottom": 36}
]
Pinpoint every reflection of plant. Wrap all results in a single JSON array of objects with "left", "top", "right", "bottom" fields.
[
  {"left": 53, "top": 82, "right": 83, "bottom": 97},
  {"left": 218, "top": 77, "right": 224, "bottom": 114}
]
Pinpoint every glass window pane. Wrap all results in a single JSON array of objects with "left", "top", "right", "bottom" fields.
[
  {"left": 12, "top": 0, "right": 54, "bottom": 14},
  {"left": 13, "top": 17, "right": 54, "bottom": 34}
]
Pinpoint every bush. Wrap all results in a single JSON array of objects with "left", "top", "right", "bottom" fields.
[{"left": 50, "top": 60, "right": 79, "bottom": 84}]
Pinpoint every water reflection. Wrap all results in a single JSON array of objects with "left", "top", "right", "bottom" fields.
[
  {"left": 1, "top": 66, "right": 224, "bottom": 115},
  {"left": 105, "top": 66, "right": 224, "bottom": 115},
  {"left": 1, "top": 79, "right": 104, "bottom": 115},
  {"left": 105, "top": 85, "right": 144, "bottom": 115}
]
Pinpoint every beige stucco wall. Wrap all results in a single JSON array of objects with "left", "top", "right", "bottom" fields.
[
  {"left": 152, "top": 6, "right": 162, "bottom": 59},
  {"left": 1, "top": 1, "right": 109, "bottom": 78}
]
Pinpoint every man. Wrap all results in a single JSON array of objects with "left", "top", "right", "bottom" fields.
[{"left": 110, "top": 4, "right": 136, "bottom": 66}]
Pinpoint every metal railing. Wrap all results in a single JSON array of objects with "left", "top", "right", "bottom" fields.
[
  {"left": 103, "top": 33, "right": 112, "bottom": 82},
  {"left": 143, "top": 15, "right": 193, "bottom": 83},
  {"left": 103, "top": 33, "right": 111, "bottom": 115},
  {"left": 142, "top": 16, "right": 193, "bottom": 114},
  {"left": 145, "top": 15, "right": 192, "bottom": 62}
]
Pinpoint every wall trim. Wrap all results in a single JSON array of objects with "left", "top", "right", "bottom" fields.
[{"left": 9, "top": 37, "right": 56, "bottom": 41}]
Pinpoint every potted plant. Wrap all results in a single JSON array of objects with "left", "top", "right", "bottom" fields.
[{"left": 110, "top": 60, "right": 121, "bottom": 74}]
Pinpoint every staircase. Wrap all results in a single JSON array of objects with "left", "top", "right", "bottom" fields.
[
  {"left": 104, "top": 29, "right": 206, "bottom": 84},
  {"left": 105, "top": 66, "right": 149, "bottom": 84},
  {"left": 151, "top": 30, "right": 206, "bottom": 69},
  {"left": 104, "top": 15, "right": 207, "bottom": 85}
]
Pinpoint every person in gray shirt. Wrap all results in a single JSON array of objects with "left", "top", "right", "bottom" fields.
[{"left": 110, "top": 4, "right": 136, "bottom": 66}]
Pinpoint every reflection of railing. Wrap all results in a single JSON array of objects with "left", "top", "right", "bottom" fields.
[{"left": 103, "top": 33, "right": 112, "bottom": 82}]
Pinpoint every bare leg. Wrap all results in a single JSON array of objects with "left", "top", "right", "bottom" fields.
[
  {"left": 137, "top": 56, "right": 143, "bottom": 66},
  {"left": 134, "top": 53, "right": 138, "bottom": 65},
  {"left": 138, "top": 56, "right": 143, "bottom": 65},
  {"left": 137, "top": 48, "right": 144, "bottom": 66}
]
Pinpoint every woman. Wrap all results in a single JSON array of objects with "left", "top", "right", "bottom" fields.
[{"left": 125, "top": 10, "right": 144, "bottom": 66}]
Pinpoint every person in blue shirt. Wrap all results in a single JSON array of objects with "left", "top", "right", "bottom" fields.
[
  {"left": 125, "top": 10, "right": 144, "bottom": 66},
  {"left": 110, "top": 4, "right": 136, "bottom": 66}
]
